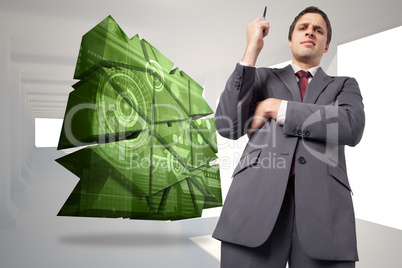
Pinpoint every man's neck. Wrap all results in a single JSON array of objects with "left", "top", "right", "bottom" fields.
[
  {"left": 292, "top": 59, "right": 320, "bottom": 70},
  {"left": 291, "top": 63, "right": 320, "bottom": 77}
]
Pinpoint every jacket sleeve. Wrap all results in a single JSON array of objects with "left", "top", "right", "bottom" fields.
[
  {"left": 283, "top": 77, "right": 365, "bottom": 146},
  {"left": 214, "top": 63, "right": 260, "bottom": 140}
]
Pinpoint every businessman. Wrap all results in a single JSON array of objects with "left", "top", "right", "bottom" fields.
[{"left": 212, "top": 6, "right": 365, "bottom": 268}]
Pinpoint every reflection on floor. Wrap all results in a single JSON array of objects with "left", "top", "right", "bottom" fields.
[
  {"left": 190, "top": 235, "right": 220, "bottom": 261},
  {"left": 1, "top": 148, "right": 220, "bottom": 268}
]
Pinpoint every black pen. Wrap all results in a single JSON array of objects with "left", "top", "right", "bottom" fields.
[{"left": 262, "top": 6, "right": 267, "bottom": 20}]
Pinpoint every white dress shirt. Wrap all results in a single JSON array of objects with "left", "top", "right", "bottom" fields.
[{"left": 239, "top": 62, "right": 320, "bottom": 125}]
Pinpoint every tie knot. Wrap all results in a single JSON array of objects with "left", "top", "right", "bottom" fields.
[{"left": 296, "top": 70, "right": 312, "bottom": 79}]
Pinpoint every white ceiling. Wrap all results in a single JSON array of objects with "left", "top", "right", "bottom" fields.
[{"left": 1, "top": 0, "right": 402, "bottom": 118}]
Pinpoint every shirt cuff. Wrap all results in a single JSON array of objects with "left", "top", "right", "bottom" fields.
[
  {"left": 277, "top": 100, "right": 287, "bottom": 125},
  {"left": 239, "top": 61, "right": 254, "bottom": 67}
]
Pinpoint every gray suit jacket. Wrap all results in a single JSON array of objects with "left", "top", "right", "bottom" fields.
[{"left": 212, "top": 64, "right": 365, "bottom": 261}]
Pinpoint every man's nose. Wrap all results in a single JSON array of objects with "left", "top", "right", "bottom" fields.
[{"left": 305, "top": 31, "right": 314, "bottom": 38}]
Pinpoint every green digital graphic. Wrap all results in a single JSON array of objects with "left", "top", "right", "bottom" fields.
[{"left": 56, "top": 15, "right": 222, "bottom": 220}]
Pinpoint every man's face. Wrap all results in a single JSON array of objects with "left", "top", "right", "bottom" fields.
[{"left": 288, "top": 13, "right": 330, "bottom": 66}]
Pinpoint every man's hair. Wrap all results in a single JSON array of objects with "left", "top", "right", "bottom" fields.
[{"left": 288, "top": 6, "right": 332, "bottom": 45}]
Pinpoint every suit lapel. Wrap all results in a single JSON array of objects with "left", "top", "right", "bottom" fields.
[
  {"left": 274, "top": 65, "right": 302, "bottom": 102},
  {"left": 304, "top": 67, "right": 334, "bottom": 104},
  {"left": 274, "top": 65, "right": 334, "bottom": 103}
]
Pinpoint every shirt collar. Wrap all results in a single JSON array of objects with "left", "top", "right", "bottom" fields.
[{"left": 290, "top": 63, "right": 320, "bottom": 77}]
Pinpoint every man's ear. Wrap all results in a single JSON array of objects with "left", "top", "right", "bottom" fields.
[
  {"left": 324, "top": 43, "right": 329, "bottom": 53},
  {"left": 288, "top": 40, "right": 292, "bottom": 48}
]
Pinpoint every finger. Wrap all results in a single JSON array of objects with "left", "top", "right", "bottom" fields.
[
  {"left": 252, "top": 18, "right": 269, "bottom": 29},
  {"left": 260, "top": 22, "right": 270, "bottom": 37},
  {"left": 258, "top": 20, "right": 269, "bottom": 27},
  {"left": 250, "top": 118, "right": 264, "bottom": 131},
  {"left": 262, "top": 28, "right": 269, "bottom": 38}
]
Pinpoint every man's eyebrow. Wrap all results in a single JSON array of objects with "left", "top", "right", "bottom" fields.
[
  {"left": 297, "top": 22, "right": 325, "bottom": 31},
  {"left": 314, "top": 25, "right": 325, "bottom": 30},
  {"left": 297, "top": 22, "right": 309, "bottom": 27}
]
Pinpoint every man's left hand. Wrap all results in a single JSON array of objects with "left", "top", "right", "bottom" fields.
[{"left": 248, "top": 98, "right": 282, "bottom": 138}]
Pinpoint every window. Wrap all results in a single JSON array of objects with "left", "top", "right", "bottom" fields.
[
  {"left": 35, "top": 118, "right": 63, "bottom": 148},
  {"left": 338, "top": 26, "right": 402, "bottom": 230}
]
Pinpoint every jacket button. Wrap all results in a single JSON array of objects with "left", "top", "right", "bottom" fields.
[
  {"left": 303, "top": 130, "right": 310, "bottom": 137},
  {"left": 298, "top": 157, "right": 306, "bottom": 164},
  {"left": 293, "top": 128, "right": 298, "bottom": 135},
  {"left": 297, "top": 130, "right": 302, "bottom": 136}
]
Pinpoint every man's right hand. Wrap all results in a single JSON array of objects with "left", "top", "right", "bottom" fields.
[{"left": 241, "top": 18, "right": 270, "bottom": 66}]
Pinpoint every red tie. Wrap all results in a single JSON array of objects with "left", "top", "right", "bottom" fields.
[
  {"left": 296, "top": 70, "right": 312, "bottom": 101},
  {"left": 290, "top": 70, "right": 312, "bottom": 176}
]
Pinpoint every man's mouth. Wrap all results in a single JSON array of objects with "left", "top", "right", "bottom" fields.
[{"left": 301, "top": 40, "right": 316, "bottom": 46}]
